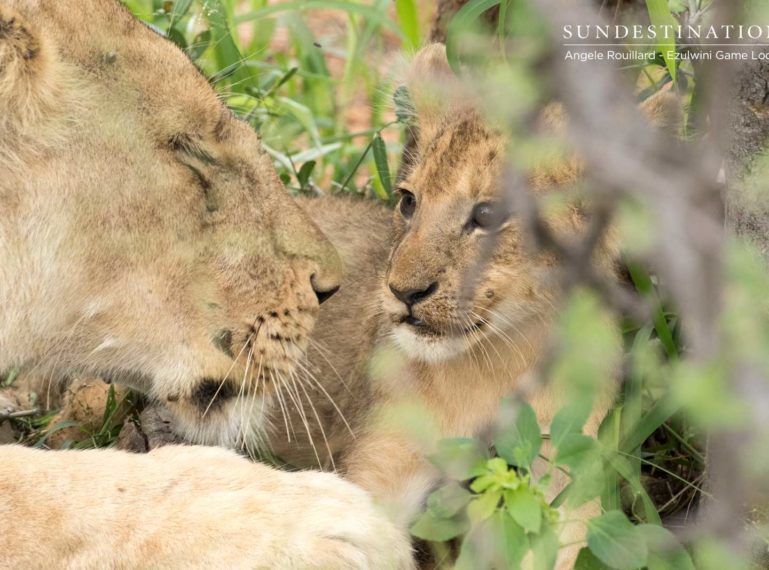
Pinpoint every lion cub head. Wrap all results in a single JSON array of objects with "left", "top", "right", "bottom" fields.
[
  {"left": 0, "top": 1, "right": 341, "bottom": 448},
  {"left": 382, "top": 45, "right": 616, "bottom": 363}
]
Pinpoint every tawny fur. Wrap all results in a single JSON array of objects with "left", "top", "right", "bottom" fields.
[
  {"left": 0, "top": 2, "right": 411, "bottom": 568},
  {"left": 0, "top": 445, "right": 408, "bottom": 569},
  {"left": 274, "top": 45, "right": 678, "bottom": 568}
]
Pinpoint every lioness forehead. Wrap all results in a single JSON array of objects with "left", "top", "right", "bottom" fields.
[{"left": 23, "top": 0, "right": 228, "bottom": 139}]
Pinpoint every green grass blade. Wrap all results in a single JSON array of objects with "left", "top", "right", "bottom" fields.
[
  {"left": 235, "top": 1, "right": 404, "bottom": 38},
  {"left": 605, "top": 453, "right": 662, "bottom": 525},
  {"left": 620, "top": 395, "right": 680, "bottom": 454},
  {"left": 446, "top": 0, "right": 501, "bottom": 71},
  {"left": 626, "top": 260, "right": 678, "bottom": 359},
  {"left": 203, "top": 0, "right": 245, "bottom": 81},
  {"left": 645, "top": 0, "right": 678, "bottom": 82},
  {"left": 372, "top": 134, "right": 392, "bottom": 196},
  {"left": 395, "top": 0, "right": 420, "bottom": 51}
]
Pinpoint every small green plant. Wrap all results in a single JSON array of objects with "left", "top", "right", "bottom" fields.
[
  {"left": 413, "top": 399, "right": 696, "bottom": 569},
  {"left": 1, "top": 368, "right": 18, "bottom": 387}
]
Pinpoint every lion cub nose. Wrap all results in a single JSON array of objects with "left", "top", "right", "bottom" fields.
[{"left": 389, "top": 282, "right": 438, "bottom": 307}]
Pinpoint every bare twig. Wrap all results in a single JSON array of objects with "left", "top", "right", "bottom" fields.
[{"left": 0, "top": 408, "right": 39, "bottom": 423}]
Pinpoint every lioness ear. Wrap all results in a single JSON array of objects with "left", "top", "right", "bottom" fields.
[
  {"left": 0, "top": 5, "right": 56, "bottom": 123},
  {"left": 404, "top": 43, "right": 465, "bottom": 145}
]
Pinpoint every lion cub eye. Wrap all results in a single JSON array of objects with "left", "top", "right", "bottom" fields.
[
  {"left": 470, "top": 201, "right": 505, "bottom": 230},
  {"left": 398, "top": 190, "right": 416, "bottom": 219}
]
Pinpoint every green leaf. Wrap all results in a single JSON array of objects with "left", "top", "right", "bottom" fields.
[
  {"left": 532, "top": 525, "right": 559, "bottom": 570},
  {"left": 187, "top": 30, "right": 211, "bottom": 62},
  {"left": 555, "top": 433, "right": 595, "bottom": 468},
  {"left": 470, "top": 473, "right": 496, "bottom": 494},
  {"left": 296, "top": 161, "right": 316, "bottom": 189},
  {"left": 495, "top": 400, "right": 542, "bottom": 469},
  {"left": 637, "top": 524, "right": 695, "bottom": 570},
  {"left": 371, "top": 134, "right": 391, "bottom": 196},
  {"left": 587, "top": 511, "right": 648, "bottom": 569},
  {"left": 505, "top": 488, "right": 542, "bottom": 533},
  {"left": 410, "top": 509, "right": 470, "bottom": 542},
  {"left": 645, "top": 0, "right": 678, "bottom": 81},
  {"left": 426, "top": 482, "right": 473, "bottom": 518},
  {"left": 429, "top": 438, "right": 489, "bottom": 480},
  {"left": 467, "top": 490, "right": 502, "bottom": 523},
  {"left": 575, "top": 547, "right": 613, "bottom": 570},
  {"left": 395, "top": 0, "right": 420, "bottom": 50},
  {"left": 567, "top": 459, "right": 606, "bottom": 507},
  {"left": 550, "top": 401, "right": 590, "bottom": 449},
  {"left": 487, "top": 456, "right": 509, "bottom": 475},
  {"left": 166, "top": 26, "right": 187, "bottom": 49},
  {"left": 456, "top": 511, "right": 528, "bottom": 570},
  {"left": 495, "top": 512, "right": 528, "bottom": 567}
]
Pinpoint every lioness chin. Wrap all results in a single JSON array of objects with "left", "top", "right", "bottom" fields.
[{"left": 0, "top": 2, "right": 411, "bottom": 568}]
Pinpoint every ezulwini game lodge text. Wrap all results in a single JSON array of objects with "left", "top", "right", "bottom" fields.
[{"left": 565, "top": 49, "right": 769, "bottom": 62}]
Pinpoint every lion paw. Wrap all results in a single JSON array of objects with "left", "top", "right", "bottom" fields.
[
  {"left": 138, "top": 446, "right": 415, "bottom": 569},
  {"left": 272, "top": 470, "right": 416, "bottom": 569}
]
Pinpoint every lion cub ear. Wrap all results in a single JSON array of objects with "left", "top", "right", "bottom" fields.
[
  {"left": 639, "top": 87, "right": 683, "bottom": 136},
  {"left": 403, "top": 43, "right": 466, "bottom": 145},
  {"left": 0, "top": 5, "right": 57, "bottom": 124}
]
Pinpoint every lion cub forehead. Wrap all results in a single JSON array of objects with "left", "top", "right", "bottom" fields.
[{"left": 407, "top": 111, "right": 504, "bottom": 199}]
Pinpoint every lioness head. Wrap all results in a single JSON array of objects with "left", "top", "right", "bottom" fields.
[
  {"left": 0, "top": 1, "right": 341, "bottom": 447},
  {"left": 383, "top": 45, "right": 611, "bottom": 363}
]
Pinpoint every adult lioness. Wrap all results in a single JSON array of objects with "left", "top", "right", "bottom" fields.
[{"left": 0, "top": 1, "right": 410, "bottom": 567}]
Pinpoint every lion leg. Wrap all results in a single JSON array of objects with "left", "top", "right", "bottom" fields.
[{"left": 0, "top": 445, "right": 413, "bottom": 569}]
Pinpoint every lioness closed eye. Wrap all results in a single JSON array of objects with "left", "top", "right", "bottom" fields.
[{"left": 0, "top": 1, "right": 411, "bottom": 567}]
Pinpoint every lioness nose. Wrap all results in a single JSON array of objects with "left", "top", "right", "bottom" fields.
[
  {"left": 389, "top": 282, "right": 438, "bottom": 307},
  {"left": 311, "top": 275, "right": 339, "bottom": 304},
  {"left": 271, "top": 201, "right": 343, "bottom": 302}
]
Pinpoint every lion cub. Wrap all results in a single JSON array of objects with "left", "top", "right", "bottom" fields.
[{"left": 276, "top": 45, "right": 674, "bottom": 567}]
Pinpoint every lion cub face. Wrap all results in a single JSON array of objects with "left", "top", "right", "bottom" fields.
[
  {"left": 0, "top": 1, "right": 341, "bottom": 448},
  {"left": 382, "top": 46, "right": 576, "bottom": 363},
  {"left": 385, "top": 116, "right": 554, "bottom": 364}
]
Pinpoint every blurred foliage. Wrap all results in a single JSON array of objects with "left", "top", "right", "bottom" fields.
[
  {"left": 110, "top": 0, "right": 769, "bottom": 568},
  {"left": 416, "top": 0, "right": 766, "bottom": 568}
]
